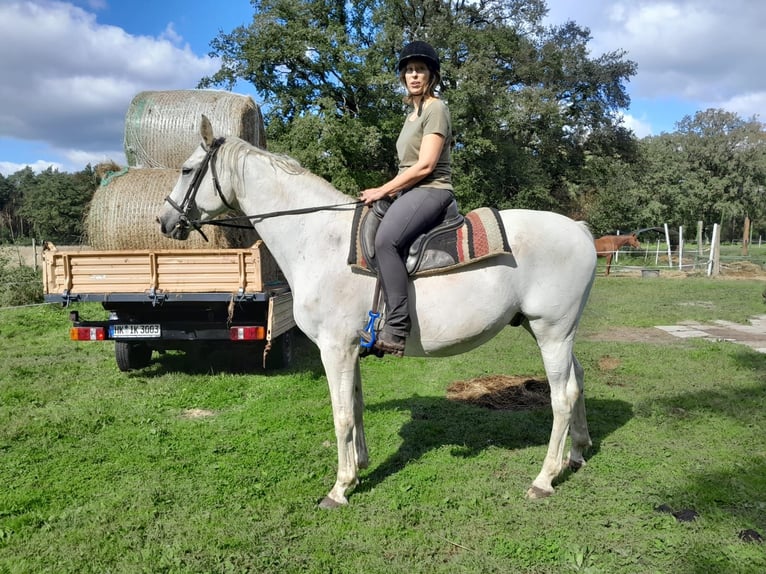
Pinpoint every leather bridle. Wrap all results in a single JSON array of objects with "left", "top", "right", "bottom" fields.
[{"left": 163, "top": 136, "right": 236, "bottom": 241}]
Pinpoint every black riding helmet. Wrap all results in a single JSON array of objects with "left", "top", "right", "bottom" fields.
[{"left": 397, "top": 40, "right": 440, "bottom": 73}]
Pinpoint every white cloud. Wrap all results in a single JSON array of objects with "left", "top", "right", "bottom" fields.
[
  {"left": 619, "top": 113, "right": 654, "bottom": 138},
  {"left": 0, "top": 160, "right": 64, "bottom": 176},
  {"left": 577, "top": 1, "right": 766, "bottom": 103},
  {"left": 545, "top": 0, "right": 766, "bottom": 132},
  {"left": 0, "top": 1, "right": 219, "bottom": 167},
  {"left": 716, "top": 92, "right": 766, "bottom": 124}
]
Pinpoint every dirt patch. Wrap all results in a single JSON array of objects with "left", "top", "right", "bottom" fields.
[
  {"left": 598, "top": 355, "right": 622, "bottom": 371},
  {"left": 586, "top": 315, "right": 766, "bottom": 353},
  {"left": 447, "top": 375, "right": 550, "bottom": 411},
  {"left": 584, "top": 326, "right": 677, "bottom": 344},
  {"left": 180, "top": 408, "right": 216, "bottom": 419}
]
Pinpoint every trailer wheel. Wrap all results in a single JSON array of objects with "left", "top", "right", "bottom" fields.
[
  {"left": 115, "top": 341, "right": 152, "bottom": 372},
  {"left": 264, "top": 330, "right": 293, "bottom": 370}
]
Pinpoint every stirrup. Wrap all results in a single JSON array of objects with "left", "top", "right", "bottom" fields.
[{"left": 358, "top": 330, "right": 384, "bottom": 358}]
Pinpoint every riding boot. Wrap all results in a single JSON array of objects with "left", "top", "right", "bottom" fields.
[{"left": 373, "top": 330, "right": 406, "bottom": 357}]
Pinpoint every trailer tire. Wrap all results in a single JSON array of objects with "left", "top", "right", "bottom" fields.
[
  {"left": 115, "top": 341, "right": 152, "bottom": 372},
  {"left": 264, "top": 329, "right": 293, "bottom": 370}
]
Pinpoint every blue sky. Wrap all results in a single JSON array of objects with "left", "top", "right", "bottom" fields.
[{"left": 0, "top": 0, "right": 763, "bottom": 176}]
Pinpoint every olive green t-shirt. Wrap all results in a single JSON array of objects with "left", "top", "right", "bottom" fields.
[{"left": 395, "top": 99, "right": 452, "bottom": 191}]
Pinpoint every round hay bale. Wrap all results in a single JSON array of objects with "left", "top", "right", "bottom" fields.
[
  {"left": 85, "top": 168, "right": 259, "bottom": 250},
  {"left": 124, "top": 90, "right": 266, "bottom": 169}
]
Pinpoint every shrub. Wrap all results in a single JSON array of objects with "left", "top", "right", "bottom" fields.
[{"left": 0, "top": 256, "right": 43, "bottom": 307}]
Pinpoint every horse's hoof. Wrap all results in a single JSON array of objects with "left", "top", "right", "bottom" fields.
[
  {"left": 318, "top": 495, "right": 346, "bottom": 509},
  {"left": 526, "top": 485, "right": 554, "bottom": 500}
]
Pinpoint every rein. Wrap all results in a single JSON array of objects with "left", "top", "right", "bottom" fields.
[
  {"left": 165, "top": 136, "right": 363, "bottom": 236},
  {"left": 194, "top": 201, "right": 362, "bottom": 229}
]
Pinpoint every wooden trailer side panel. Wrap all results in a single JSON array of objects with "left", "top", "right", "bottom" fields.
[{"left": 43, "top": 242, "right": 281, "bottom": 296}]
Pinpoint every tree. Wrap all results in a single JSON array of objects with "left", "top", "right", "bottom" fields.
[
  {"left": 0, "top": 173, "right": 15, "bottom": 241},
  {"left": 18, "top": 166, "right": 96, "bottom": 243},
  {"left": 2, "top": 167, "right": 36, "bottom": 240},
  {"left": 637, "top": 110, "right": 766, "bottom": 241},
  {"left": 201, "top": 0, "right": 637, "bottom": 213}
]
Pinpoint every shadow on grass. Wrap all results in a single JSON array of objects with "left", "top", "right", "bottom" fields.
[
  {"left": 358, "top": 396, "right": 632, "bottom": 494},
  {"left": 128, "top": 331, "right": 325, "bottom": 378}
]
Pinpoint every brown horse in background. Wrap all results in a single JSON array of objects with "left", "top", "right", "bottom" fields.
[{"left": 594, "top": 233, "right": 641, "bottom": 276}]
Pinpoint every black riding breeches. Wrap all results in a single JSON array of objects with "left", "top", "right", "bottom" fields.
[{"left": 374, "top": 186, "right": 454, "bottom": 337}]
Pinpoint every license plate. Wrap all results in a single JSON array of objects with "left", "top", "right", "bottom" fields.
[{"left": 110, "top": 324, "right": 161, "bottom": 338}]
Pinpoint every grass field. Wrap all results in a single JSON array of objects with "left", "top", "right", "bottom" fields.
[{"left": 1, "top": 275, "right": 765, "bottom": 573}]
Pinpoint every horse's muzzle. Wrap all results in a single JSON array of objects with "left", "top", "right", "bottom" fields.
[{"left": 157, "top": 216, "right": 190, "bottom": 240}]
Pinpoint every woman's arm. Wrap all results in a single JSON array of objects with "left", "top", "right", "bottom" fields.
[{"left": 359, "top": 132, "right": 445, "bottom": 205}]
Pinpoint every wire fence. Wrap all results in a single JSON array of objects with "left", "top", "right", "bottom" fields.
[{"left": 602, "top": 243, "right": 766, "bottom": 277}]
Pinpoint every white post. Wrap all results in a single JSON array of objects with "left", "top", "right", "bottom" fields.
[
  {"left": 655, "top": 239, "right": 660, "bottom": 265},
  {"left": 707, "top": 223, "right": 720, "bottom": 276},
  {"left": 678, "top": 226, "right": 684, "bottom": 270},
  {"left": 664, "top": 223, "right": 673, "bottom": 267}
]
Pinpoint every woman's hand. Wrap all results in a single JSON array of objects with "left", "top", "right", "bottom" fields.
[{"left": 359, "top": 186, "right": 390, "bottom": 206}]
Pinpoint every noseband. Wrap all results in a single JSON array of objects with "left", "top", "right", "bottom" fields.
[{"left": 164, "top": 136, "right": 236, "bottom": 241}]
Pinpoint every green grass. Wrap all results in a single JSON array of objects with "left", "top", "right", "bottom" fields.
[{"left": 1, "top": 277, "right": 766, "bottom": 573}]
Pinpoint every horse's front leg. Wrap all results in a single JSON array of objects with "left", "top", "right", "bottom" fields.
[{"left": 318, "top": 342, "right": 367, "bottom": 508}]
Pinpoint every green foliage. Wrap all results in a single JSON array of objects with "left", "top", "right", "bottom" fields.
[
  {"left": 0, "top": 165, "right": 97, "bottom": 244},
  {"left": 17, "top": 166, "right": 96, "bottom": 243},
  {"left": 0, "top": 256, "right": 42, "bottom": 307},
  {"left": 636, "top": 110, "right": 766, "bottom": 239}
]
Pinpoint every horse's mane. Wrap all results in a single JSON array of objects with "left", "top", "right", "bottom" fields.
[{"left": 223, "top": 137, "right": 342, "bottom": 193}]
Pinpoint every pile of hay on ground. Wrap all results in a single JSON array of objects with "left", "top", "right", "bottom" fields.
[
  {"left": 124, "top": 90, "right": 266, "bottom": 169},
  {"left": 85, "top": 168, "right": 260, "bottom": 250},
  {"left": 446, "top": 375, "right": 550, "bottom": 411}
]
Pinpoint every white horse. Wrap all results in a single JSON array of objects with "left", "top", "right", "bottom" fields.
[{"left": 158, "top": 115, "right": 597, "bottom": 508}]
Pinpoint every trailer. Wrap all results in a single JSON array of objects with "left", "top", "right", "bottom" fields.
[{"left": 42, "top": 241, "right": 296, "bottom": 372}]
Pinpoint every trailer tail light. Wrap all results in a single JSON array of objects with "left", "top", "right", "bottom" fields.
[
  {"left": 70, "top": 327, "right": 106, "bottom": 341},
  {"left": 230, "top": 326, "right": 266, "bottom": 341}
]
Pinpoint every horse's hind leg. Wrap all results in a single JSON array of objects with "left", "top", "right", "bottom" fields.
[
  {"left": 604, "top": 254, "right": 612, "bottom": 276},
  {"left": 564, "top": 355, "right": 591, "bottom": 470},
  {"left": 526, "top": 333, "right": 586, "bottom": 499},
  {"left": 352, "top": 358, "right": 369, "bottom": 470}
]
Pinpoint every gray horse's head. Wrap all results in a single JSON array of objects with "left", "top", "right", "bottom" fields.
[{"left": 157, "top": 115, "right": 233, "bottom": 240}]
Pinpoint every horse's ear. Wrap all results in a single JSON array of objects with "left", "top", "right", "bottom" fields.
[{"left": 200, "top": 114, "right": 214, "bottom": 147}]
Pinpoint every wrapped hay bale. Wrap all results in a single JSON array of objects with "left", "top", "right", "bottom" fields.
[
  {"left": 85, "top": 168, "right": 260, "bottom": 250},
  {"left": 124, "top": 90, "right": 266, "bottom": 169}
]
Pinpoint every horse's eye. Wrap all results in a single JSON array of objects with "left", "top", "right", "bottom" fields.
[{"left": 182, "top": 168, "right": 193, "bottom": 176}]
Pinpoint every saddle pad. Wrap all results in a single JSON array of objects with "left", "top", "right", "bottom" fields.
[{"left": 347, "top": 204, "right": 512, "bottom": 276}]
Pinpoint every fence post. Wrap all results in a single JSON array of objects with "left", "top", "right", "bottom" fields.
[
  {"left": 707, "top": 223, "right": 720, "bottom": 277},
  {"left": 678, "top": 226, "right": 684, "bottom": 270},
  {"left": 742, "top": 215, "right": 750, "bottom": 256},
  {"left": 664, "top": 223, "right": 673, "bottom": 268}
]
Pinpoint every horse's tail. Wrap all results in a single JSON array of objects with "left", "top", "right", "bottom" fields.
[{"left": 577, "top": 220, "right": 594, "bottom": 242}]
